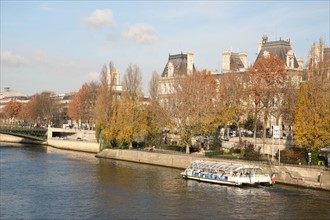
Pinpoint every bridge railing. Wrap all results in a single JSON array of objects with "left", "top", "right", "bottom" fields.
[{"left": 0, "top": 125, "right": 48, "bottom": 141}]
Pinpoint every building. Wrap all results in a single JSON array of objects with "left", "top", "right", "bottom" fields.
[
  {"left": 307, "top": 41, "right": 330, "bottom": 79},
  {"left": 108, "top": 66, "right": 122, "bottom": 92},
  {"left": 253, "top": 34, "right": 308, "bottom": 134},
  {"left": 0, "top": 87, "right": 29, "bottom": 113},
  {"left": 255, "top": 34, "right": 304, "bottom": 85},
  {"left": 158, "top": 52, "right": 196, "bottom": 96},
  {"left": 52, "top": 92, "right": 75, "bottom": 126},
  {"left": 221, "top": 50, "right": 247, "bottom": 73}
]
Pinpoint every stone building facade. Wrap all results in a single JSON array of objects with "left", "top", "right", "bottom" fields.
[
  {"left": 158, "top": 52, "right": 196, "bottom": 97},
  {"left": 307, "top": 41, "right": 330, "bottom": 79},
  {"left": 157, "top": 35, "right": 310, "bottom": 139},
  {"left": 0, "top": 87, "right": 29, "bottom": 114},
  {"left": 253, "top": 34, "right": 305, "bottom": 133},
  {"left": 256, "top": 34, "right": 304, "bottom": 86},
  {"left": 108, "top": 66, "right": 122, "bottom": 93},
  {"left": 221, "top": 50, "right": 247, "bottom": 73}
]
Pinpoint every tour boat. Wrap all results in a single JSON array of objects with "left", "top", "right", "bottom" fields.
[{"left": 181, "top": 160, "right": 273, "bottom": 186}]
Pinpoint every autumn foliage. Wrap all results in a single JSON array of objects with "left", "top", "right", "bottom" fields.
[
  {"left": 18, "top": 92, "right": 60, "bottom": 126},
  {"left": 217, "top": 71, "right": 245, "bottom": 141},
  {"left": 3, "top": 40, "right": 327, "bottom": 156},
  {"left": 3, "top": 100, "right": 22, "bottom": 120},
  {"left": 68, "top": 82, "right": 98, "bottom": 128},
  {"left": 169, "top": 70, "right": 217, "bottom": 153},
  {"left": 294, "top": 76, "right": 330, "bottom": 150},
  {"left": 245, "top": 55, "right": 287, "bottom": 140}
]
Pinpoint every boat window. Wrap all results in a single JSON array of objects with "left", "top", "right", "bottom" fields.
[
  {"left": 187, "top": 160, "right": 265, "bottom": 176},
  {"left": 254, "top": 168, "right": 264, "bottom": 174}
]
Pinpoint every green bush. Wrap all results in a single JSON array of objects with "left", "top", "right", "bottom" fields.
[
  {"left": 208, "top": 133, "right": 222, "bottom": 151},
  {"left": 159, "top": 144, "right": 200, "bottom": 153},
  {"left": 230, "top": 148, "right": 241, "bottom": 154},
  {"left": 205, "top": 150, "right": 225, "bottom": 157}
]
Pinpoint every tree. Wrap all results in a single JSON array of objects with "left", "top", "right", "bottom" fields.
[
  {"left": 245, "top": 55, "right": 286, "bottom": 147},
  {"left": 94, "top": 62, "right": 120, "bottom": 148},
  {"left": 294, "top": 39, "right": 330, "bottom": 151},
  {"left": 85, "top": 82, "right": 99, "bottom": 129},
  {"left": 117, "top": 64, "right": 146, "bottom": 149},
  {"left": 217, "top": 71, "right": 246, "bottom": 142},
  {"left": 68, "top": 82, "right": 98, "bottom": 129},
  {"left": 21, "top": 91, "right": 60, "bottom": 126},
  {"left": 145, "top": 71, "right": 170, "bottom": 146},
  {"left": 68, "top": 91, "right": 82, "bottom": 123},
  {"left": 277, "top": 81, "right": 298, "bottom": 129},
  {"left": 170, "top": 70, "right": 217, "bottom": 153},
  {"left": 294, "top": 71, "right": 330, "bottom": 151},
  {"left": 3, "top": 100, "right": 22, "bottom": 123}
]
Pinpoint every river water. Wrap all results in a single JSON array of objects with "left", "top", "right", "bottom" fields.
[{"left": 0, "top": 143, "right": 329, "bottom": 220}]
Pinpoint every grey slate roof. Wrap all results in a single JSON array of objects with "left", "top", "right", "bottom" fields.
[
  {"left": 0, "top": 89, "right": 28, "bottom": 100},
  {"left": 161, "top": 53, "right": 196, "bottom": 77},
  {"left": 256, "top": 40, "right": 299, "bottom": 68},
  {"left": 230, "top": 53, "right": 245, "bottom": 71},
  {"left": 324, "top": 47, "right": 330, "bottom": 61}
]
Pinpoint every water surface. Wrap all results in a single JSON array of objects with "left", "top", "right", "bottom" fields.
[{"left": 1, "top": 143, "right": 329, "bottom": 219}]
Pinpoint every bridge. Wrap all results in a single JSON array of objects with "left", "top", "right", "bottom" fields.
[{"left": 0, "top": 126, "right": 48, "bottom": 141}]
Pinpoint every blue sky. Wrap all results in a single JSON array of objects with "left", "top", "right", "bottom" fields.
[{"left": 1, "top": 1, "right": 329, "bottom": 96}]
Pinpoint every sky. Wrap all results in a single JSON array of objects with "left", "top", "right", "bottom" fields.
[{"left": 1, "top": 1, "right": 329, "bottom": 96}]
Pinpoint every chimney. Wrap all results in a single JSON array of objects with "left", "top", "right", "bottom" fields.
[
  {"left": 222, "top": 50, "right": 231, "bottom": 72},
  {"left": 187, "top": 52, "right": 194, "bottom": 75}
]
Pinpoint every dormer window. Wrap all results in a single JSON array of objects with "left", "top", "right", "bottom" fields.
[
  {"left": 263, "top": 50, "right": 270, "bottom": 58},
  {"left": 287, "top": 50, "right": 294, "bottom": 68},
  {"left": 168, "top": 62, "right": 174, "bottom": 77},
  {"left": 288, "top": 57, "right": 293, "bottom": 68}
]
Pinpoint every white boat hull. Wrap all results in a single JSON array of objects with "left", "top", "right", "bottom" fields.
[
  {"left": 181, "top": 163, "right": 272, "bottom": 187},
  {"left": 182, "top": 172, "right": 240, "bottom": 186}
]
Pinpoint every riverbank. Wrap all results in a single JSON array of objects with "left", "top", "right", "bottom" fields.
[
  {"left": 0, "top": 134, "right": 46, "bottom": 144},
  {"left": 2, "top": 144, "right": 328, "bottom": 220},
  {"left": 96, "top": 148, "right": 330, "bottom": 191},
  {"left": 1, "top": 134, "right": 329, "bottom": 191},
  {"left": 1, "top": 135, "right": 99, "bottom": 153},
  {"left": 47, "top": 138, "right": 99, "bottom": 153}
]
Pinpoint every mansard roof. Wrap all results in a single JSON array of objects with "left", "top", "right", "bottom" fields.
[
  {"left": 324, "top": 47, "right": 330, "bottom": 61},
  {"left": 0, "top": 88, "right": 28, "bottom": 100},
  {"left": 230, "top": 53, "right": 245, "bottom": 71},
  {"left": 256, "top": 39, "right": 299, "bottom": 68},
  {"left": 161, "top": 53, "right": 196, "bottom": 77}
]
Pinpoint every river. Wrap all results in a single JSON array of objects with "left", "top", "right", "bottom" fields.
[{"left": 0, "top": 142, "right": 329, "bottom": 220}]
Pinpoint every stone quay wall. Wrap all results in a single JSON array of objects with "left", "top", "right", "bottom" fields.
[
  {"left": 96, "top": 149, "right": 330, "bottom": 190},
  {"left": 47, "top": 139, "right": 100, "bottom": 153},
  {"left": 2, "top": 130, "right": 329, "bottom": 191},
  {"left": 46, "top": 127, "right": 99, "bottom": 153},
  {"left": 0, "top": 134, "right": 46, "bottom": 144}
]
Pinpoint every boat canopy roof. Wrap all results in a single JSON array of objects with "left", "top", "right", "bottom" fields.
[{"left": 189, "top": 160, "right": 263, "bottom": 173}]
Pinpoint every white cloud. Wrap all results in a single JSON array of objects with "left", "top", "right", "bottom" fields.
[
  {"left": 84, "top": 72, "right": 99, "bottom": 82},
  {"left": 85, "top": 9, "right": 114, "bottom": 28},
  {"left": 0, "top": 51, "right": 30, "bottom": 67},
  {"left": 122, "top": 23, "right": 159, "bottom": 44}
]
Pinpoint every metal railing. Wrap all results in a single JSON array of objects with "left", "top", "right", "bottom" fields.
[{"left": 0, "top": 125, "right": 47, "bottom": 141}]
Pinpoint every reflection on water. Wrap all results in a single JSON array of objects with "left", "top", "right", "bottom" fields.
[{"left": 1, "top": 143, "right": 329, "bottom": 219}]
